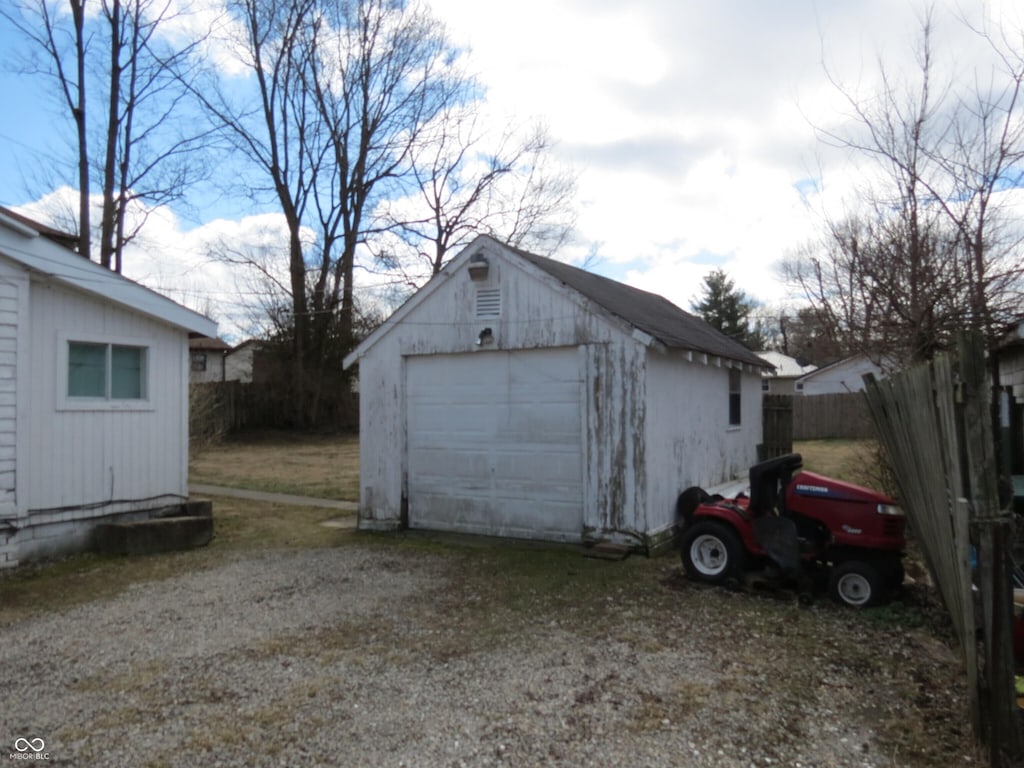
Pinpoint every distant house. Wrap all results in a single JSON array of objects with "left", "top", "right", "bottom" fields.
[
  {"left": 224, "top": 339, "right": 272, "bottom": 384},
  {"left": 189, "top": 336, "right": 231, "bottom": 383},
  {"left": 757, "top": 351, "right": 817, "bottom": 395},
  {"left": 0, "top": 207, "right": 217, "bottom": 567},
  {"left": 796, "top": 352, "right": 888, "bottom": 395},
  {"left": 997, "top": 321, "right": 1024, "bottom": 399},
  {"left": 343, "top": 235, "right": 768, "bottom": 550}
]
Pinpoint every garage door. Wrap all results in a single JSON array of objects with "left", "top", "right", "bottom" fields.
[{"left": 406, "top": 348, "right": 584, "bottom": 541}]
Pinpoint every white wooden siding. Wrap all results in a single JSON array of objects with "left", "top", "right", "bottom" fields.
[
  {"left": 26, "top": 279, "right": 188, "bottom": 518},
  {"left": 644, "top": 351, "right": 761, "bottom": 539},
  {"left": 406, "top": 349, "right": 584, "bottom": 541},
  {"left": 0, "top": 277, "right": 18, "bottom": 520}
]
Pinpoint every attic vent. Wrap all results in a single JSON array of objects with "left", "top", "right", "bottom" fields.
[{"left": 476, "top": 288, "right": 501, "bottom": 318}]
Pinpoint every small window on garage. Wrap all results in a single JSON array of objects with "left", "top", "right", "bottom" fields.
[
  {"left": 68, "top": 341, "right": 148, "bottom": 400},
  {"left": 728, "top": 368, "right": 742, "bottom": 426},
  {"left": 476, "top": 288, "right": 501, "bottom": 318}
]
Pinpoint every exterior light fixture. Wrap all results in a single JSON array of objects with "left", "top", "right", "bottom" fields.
[
  {"left": 468, "top": 253, "right": 490, "bottom": 280},
  {"left": 476, "top": 327, "right": 494, "bottom": 347}
]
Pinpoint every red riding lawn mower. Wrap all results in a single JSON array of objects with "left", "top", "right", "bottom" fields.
[{"left": 675, "top": 453, "right": 907, "bottom": 607}]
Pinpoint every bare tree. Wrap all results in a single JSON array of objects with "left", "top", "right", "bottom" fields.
[
  {"left": 370, "top": 113, "right": 576, "bottom": 287},
  {"left": 791, "top": 8, "right": 1024, "bottom": 364},
  {"left": 4, "top": 0, "right": 211, "bottom": 270},
  {"left": 197, "top": 0, "right": 473, "bottom": 425}
]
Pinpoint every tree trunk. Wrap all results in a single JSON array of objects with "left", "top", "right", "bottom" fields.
[
  {"left": 71, "top": 0, "right": 90, "bottom": 260},
  {"left": 100, "top": 0, "right": 122, "bottom": 271},
  {"left": 288, "top": 224, "right": 308, "bottom": 428}
]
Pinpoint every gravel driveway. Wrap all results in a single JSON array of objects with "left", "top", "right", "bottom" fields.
[{"left": 1, "top": 543, "right": 978, "bottom": 767}]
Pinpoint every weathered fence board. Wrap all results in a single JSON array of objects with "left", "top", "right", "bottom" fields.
[
  {"left": 793, "top": 393, "right": 873, "bottom": 440},
  {"left": 761, "top": 394, "right": 793, "bottom": 458},
  {"left": 863, "top": 336, "right": 1021, "bottom": 763}
]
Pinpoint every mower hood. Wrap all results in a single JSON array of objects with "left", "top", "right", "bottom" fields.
[{"left": 790, "top": 471, "right": 896, "bottom": 506}]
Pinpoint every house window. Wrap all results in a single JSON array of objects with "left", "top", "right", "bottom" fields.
[
  {"left": 68, "top": 341, "right": 147, "bottom": 400},
  {"left": 761, "top": 379, "right": 770, "bottom": 392},
  {"left": 795, "top": 381, "right": 804, "bottom": 392},
  {"left": 191, "top": 352, "right": 207, "bottom": 372},
  {"left": 728, "top": 368, "right": 742, "bottom": 426}
]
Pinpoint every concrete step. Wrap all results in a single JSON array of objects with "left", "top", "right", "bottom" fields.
[{"left": 94, "top": 514, "right": 214, "bottom": 556}]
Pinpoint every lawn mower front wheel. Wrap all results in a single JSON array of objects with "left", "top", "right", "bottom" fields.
[
  {"left": 681, "top": 520, "right": 745, "bottom": 585},
  {"left": 829, "top": 559, "right": 884, "bottom": 607}
]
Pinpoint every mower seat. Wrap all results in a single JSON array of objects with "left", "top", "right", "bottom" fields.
[{"left": 747, "top": 453, "right": 803, "bottom": 518}]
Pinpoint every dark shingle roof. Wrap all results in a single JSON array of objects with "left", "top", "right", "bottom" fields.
[{"left": 510, "top": 246, "right": 766, "bottom": 368}]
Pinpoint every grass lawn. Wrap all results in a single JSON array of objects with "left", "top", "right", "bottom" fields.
[
  {"left": 189, "top": 430, "right": 359, "bottom": 500},
  {"left": 793, "top": 438, "right": 891, "bottom": 492}
]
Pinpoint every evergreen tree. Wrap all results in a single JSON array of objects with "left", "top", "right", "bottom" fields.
[{"left": 691, "top": 269, "right": 764, "bottom": 349}]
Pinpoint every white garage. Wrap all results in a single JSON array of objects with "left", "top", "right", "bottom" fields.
[
  {"left": 344, "top": 236, "right": 767, "bottom": 551},
  {"left": 406, "top": 349, "right": 584, "bottom": 540}
]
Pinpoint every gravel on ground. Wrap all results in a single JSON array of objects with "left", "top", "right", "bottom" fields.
[{"left": 0, "top": 543, "right": 979, "bottom": 767}]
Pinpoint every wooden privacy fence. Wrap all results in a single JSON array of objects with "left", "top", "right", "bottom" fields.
[
  {"left": 863, "top": 335, "right": 1021, "bottom": 764},
  {"left": 762, "top": 393, "right": 874, "bottom": 456},
  {"left": 761, "top": 395, "right": 793, "bottom": 458},
  {"left": 793, "top": 393, "right": 873, "bottom": 440}
]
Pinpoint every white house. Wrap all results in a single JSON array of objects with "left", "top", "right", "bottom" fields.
[
  {"left": 757, "top": 351, "right": 817, "bottom": 395},
  {"left": 0, "top": 207, "right": 217, "bottom": 567},
  {"left": 224, "top": 339, "right": 263, "bottom": 384},
  {"left": 189, "top": 336, "right": 231, "bottom": 383},
  {"left": 343, "top": 236, "right": 768, "bottom": 551},
  {"left": 795, "top": 353, "right": 888, "bottom": 395}
]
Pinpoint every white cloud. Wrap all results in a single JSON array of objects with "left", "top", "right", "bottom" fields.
[{"left": 424, "top": 0, "right": 1024, "bottom": 316}]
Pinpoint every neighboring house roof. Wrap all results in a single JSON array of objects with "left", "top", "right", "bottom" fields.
[
  {"left": 795, "top": 352, "right": 890, "bottom": 387},
  {"left": 0, "top": 205, "right": 81, "bottom": 251},
  {"left": 190, "top": 337, "right": 231, "bottom": 351},
  {"left": 228, "top": 338, "right": 264, "bottom": 353},
  {"left": 0, "top": 207, "right": 216, "bottom": 337},
  {"left": 345, "top": 235, "right": 768, "bottom": 369},
  {"left": 756, "top": 351, "right": 818, "bottom": 378}
]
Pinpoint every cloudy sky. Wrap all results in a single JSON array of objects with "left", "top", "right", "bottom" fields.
[{"left": 0, "top": 0, "right": 1018, "bottom": 340}]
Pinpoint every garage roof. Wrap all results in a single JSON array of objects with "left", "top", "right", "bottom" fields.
[
  {"left": 510, "top": 245, "right": 766, "bottom": 368},
  {"left": 345, "top": 236, "right": 768, "bottom": 369}
]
